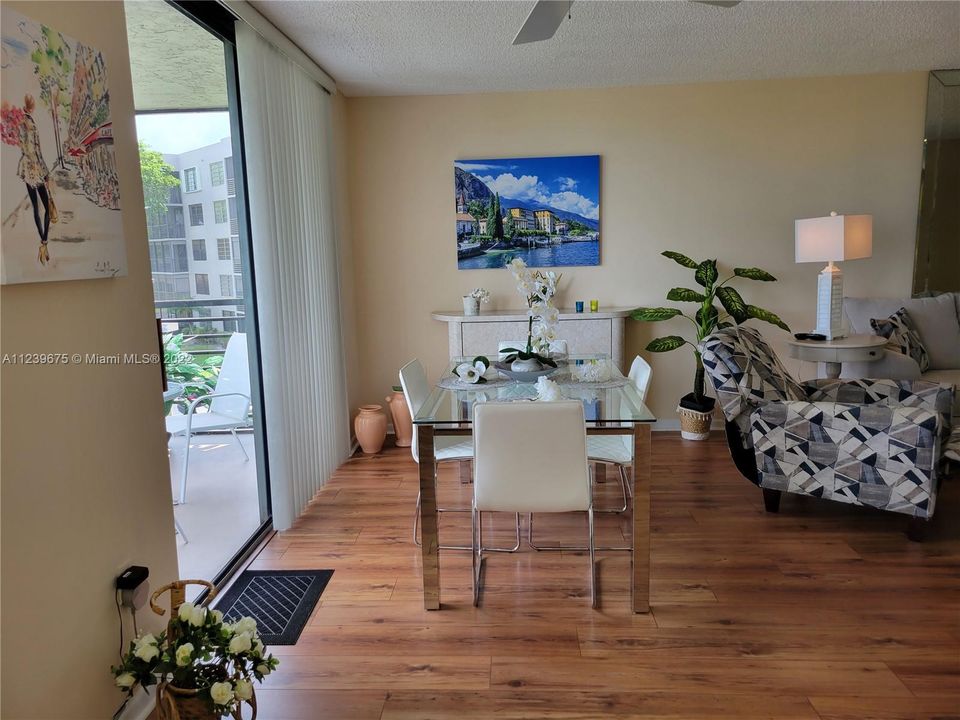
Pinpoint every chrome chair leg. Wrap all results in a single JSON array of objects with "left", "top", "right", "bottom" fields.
[
  {"left": 472, "top": 507, "right": 484, "bottom": 607},
  {"left": 527, "top": 510, "right": 632, "bottom": 552},
  {"left": 414, "top": 492, "right": 521, "bottom": 553},
  {"left": 588, "top": 504, "right": 597, "bottom": 608},
  {"left": 590, "top": 462, "right": 628, "bottom": 513}
]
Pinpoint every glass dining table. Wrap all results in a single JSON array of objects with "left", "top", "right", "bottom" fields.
[{"left": 413, "top": 356, "right": 656, "bottom": 613}]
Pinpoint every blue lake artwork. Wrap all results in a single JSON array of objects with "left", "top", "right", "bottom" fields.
[{"left": 454, "top": 155, "right": 600, "bottom": 270}]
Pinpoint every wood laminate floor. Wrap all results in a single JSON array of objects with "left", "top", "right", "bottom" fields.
[{"left": 247, "top": 432, "right": 960, "bottom": 719}]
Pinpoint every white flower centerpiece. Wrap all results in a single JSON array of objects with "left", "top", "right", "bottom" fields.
[
  {"left": 502, "top": 257, "right": 562, "bottom": 372},
  {"left": 111, "top": 602, "right": 279, "bottom": 718},
  {"left": 462, "top": 287, "right": 490, "bottom": 316},
  {"left": 453, "top": 355, "right": 495, "bottom": 385}
]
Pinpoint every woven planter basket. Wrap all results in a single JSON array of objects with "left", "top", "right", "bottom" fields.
[
  {"left": 677, "top": 405, "right": 712, "bottom": 441},
  {"left": 157, "top": 682, "right": 257, "bottom": 720}
]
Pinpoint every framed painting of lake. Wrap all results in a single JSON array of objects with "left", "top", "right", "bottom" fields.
[{"left": 454, "top": 155, "right": 600, "bottom": 270}]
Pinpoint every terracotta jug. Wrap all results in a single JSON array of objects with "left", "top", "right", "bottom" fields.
[
  {"left": 385, "top": 390, "right": 413, "bottom": 448},
  {"left": 355, "top": 405, "right": 387, "bottom": 454}
]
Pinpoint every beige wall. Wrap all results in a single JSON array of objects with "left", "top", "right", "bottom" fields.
[
  {"left": 1, "top": 3, "right": 180, "bottom": 718},
  {"left": 342, "top": 73, "right": 926, "bottom": 422}
]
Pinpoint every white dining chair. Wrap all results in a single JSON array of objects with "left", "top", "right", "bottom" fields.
[
  {"left": 166, "top": 333, "right": 252, "bottom": 504},
  {"left": 472, "top": 401, "right": 597, "bottom": 607},
  {"left": 400, "top": 359, "right": 519, "bottom": 552},
  {"left": 586, "top": 354, "right": 652, "bottom": 511}
]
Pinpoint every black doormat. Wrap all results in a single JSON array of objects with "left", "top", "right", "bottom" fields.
[{"left": 213, "top": 569, "right": 333, "bottom": 645}]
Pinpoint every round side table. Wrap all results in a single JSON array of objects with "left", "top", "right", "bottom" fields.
[{"left": 785, "top": 334, "right": 887, "bottom": 379}]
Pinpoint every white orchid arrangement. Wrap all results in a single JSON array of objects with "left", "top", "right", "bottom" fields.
[
  {"left": 502, "top": 257, "right": 562, "bottom": 366},
  {"left": 466, "top": 287, "right": 491, "bottom": 304},
  {"left": 454, "top": 355, "right": 493, "bottom": 384},
  {"left": 111, "top": 602, "right": 279, "bottom": 717}
]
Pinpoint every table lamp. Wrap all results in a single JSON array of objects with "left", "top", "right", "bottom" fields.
[{"left": 795, "top": 212, "right": 872, "bottom": 340}]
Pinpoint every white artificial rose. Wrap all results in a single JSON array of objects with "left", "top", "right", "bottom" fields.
[
  {"left": 209, "top": 681, "right": 234, "bottom": 706},
  {"left": 115, "top": 672, "right": 136, "bottom": 689},
  {"left": 209, "top": 609, "right": 224, "bottom": 625},
  {"left": 188, "top": 605, "right": 206, "bottom": 627},
  {"left": 133, "top": 634, "right": 159, "bottom": 662},
  {"left": 252, "top": 637, "right": 265, "bottom": 658},
  {"left": 175, "top": 642, "right": 194, "bottom": 667},
  {"left": 535, "top": 377, "right": 563, "bottom": 402},
  {"left": 229, "top": 631, "right": 253, "bottom": 655},
  {"left": 177, "top": 602, "right": 195, "bottom": 623},
  {"left": 255, "top": 663, "right": 271, "bottom": 677},
  {"left": 234, "top": 617, "right": 258, "bottom": 635},
  {"left": 234, "top": 679, "right": 253, "bottom": 701}
]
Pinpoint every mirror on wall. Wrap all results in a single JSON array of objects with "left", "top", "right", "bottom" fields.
[{"left": 913, "top": 69, "right": 960, "bottom": 296}]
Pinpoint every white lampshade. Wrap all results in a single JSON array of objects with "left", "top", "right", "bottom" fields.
[{"left": 795, "top": 213, "right": 873, "bottom": 263}]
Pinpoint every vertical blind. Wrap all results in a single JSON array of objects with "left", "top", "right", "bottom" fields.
[{"left": 236, "top": 23, "right": 349, "bottom": 530}]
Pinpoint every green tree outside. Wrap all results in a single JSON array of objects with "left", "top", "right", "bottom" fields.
[{"left": 139, "top": 141, "right": 181, "bottom": 216}]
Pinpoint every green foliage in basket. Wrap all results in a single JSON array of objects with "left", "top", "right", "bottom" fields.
[{"left": 631, "top": 251, "right": 789, "bottom": 404}]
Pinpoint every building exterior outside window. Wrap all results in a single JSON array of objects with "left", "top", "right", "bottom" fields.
[
  {"left": 214, "top": 199, "right": 228, "bottom": 224},
  {"left": 183, "top": 166, "right": 199, "bottom": 193},
  {"left": 195, "top": 273, "right": 210, "bottom": 295},
  {"left": 148, "top": 139, "right": 243, "bottom": 335},
  {"left": 209, "top": 160, "right": 225, "bottom": 187}
]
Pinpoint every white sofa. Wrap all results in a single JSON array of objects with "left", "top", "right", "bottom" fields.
[{"left": 842, "top": 293, "right": 960, "bottom": 418}]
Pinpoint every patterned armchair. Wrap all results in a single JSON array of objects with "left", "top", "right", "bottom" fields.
[{"left": 700, "top": 326, "right": 954, "bottom": 536}]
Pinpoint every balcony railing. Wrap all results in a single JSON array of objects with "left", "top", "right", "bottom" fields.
[{"left": 156, "top": 299, "right": 246, "bottom": 356}]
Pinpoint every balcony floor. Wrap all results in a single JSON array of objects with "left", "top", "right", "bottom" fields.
[{"left": 168, "top": 431, "right": 262, "bottom": 589}]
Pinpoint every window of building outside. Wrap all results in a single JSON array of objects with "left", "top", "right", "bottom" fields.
[
  {"left": 210, "top": 160, "right": 225, "bottom": 187},
  {"left": 183, "top": 166, "right": 199, "bottom": 193},
  {"left": 220, "top": 274, "right": 233, "bottom": 297},
  {"left": 189, "top": 204, "right": 204, "bottom": 226},
  {"left": 192, "top": 239, "right": 207, "bottom": 261},
  {"left": 234, "top": 273, "right": 244, "bottom": 299},
  {"left": 217, "top": 238, "right": 231, "bottom": 260},
  {"left": 195, "top": 272, "right": 210, "bottom": 295},
  {"left": 214, "top": 199, "right": 228, "bottom": 224}
]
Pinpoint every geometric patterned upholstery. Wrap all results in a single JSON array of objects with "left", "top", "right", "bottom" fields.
[
  {"left": 870, "top": 307, "right": 930, "bottom": 372},
  {"left": 700, "top": 326, "right": 806, "bottom": 423},
  {"left": 701, "top": 327, "right": 956, "bottom": 520}
]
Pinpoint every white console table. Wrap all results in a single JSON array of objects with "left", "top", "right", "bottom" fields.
[{"left": 432, "top": 308, "right": 632, "bottom": 370}]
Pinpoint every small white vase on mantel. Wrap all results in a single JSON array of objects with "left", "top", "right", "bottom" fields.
[{"left": 463, "top": 296, "right": 480, "bottom": 316}]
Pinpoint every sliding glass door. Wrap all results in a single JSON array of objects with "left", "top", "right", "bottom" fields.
[{"left": 125, "top": 0, "right": 270, "bottom": 596}]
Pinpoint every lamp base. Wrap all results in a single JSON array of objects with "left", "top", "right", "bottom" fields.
[{"left": 814, "top": 262, "right": 845, "bottom": 340}]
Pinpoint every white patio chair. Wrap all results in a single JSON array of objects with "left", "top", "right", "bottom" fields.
[
  {"left": 167, "top": 333, "right": 252, "bottom": 504},
  {"left": 400, "top": 359, "right": 519, "bottom": 552},
  {"left": 472, "top": 401, "right": 596, "bottom": 607}
]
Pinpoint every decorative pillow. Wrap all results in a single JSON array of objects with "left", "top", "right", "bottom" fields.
[{"left": 871, "top": 308, "right": 930, "bottom": 372}]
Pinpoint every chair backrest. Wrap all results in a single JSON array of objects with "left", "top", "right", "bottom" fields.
[
  {"left": 628, "top": 355, "right": 652, "bottom": 404},
  {"left": 700, "top": 326, "right": 805, "bottom": 423},
  {"left": 399, "top": 359, "right": 429, "bottom": 463},
  {"left": 473, "top": 401, "right": 590, "bottom": 513},
  {"left": 210, "top": 333, "right": 251, "bottom": 420}
]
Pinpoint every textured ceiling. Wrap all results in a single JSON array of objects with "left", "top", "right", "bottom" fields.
[
  {"left": 125, "top": 0, "right": 228, "bottom": 111},
  {"left": 250, "top": 0, "right": 960, "bottom": 97}
]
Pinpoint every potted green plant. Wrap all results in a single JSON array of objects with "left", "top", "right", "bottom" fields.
[{"left": 631, "top": 251, "right": 789, "bottom": 440}]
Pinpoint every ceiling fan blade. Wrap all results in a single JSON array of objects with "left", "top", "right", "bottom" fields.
[
  {"left": 513, "top": 0, "right": 574, "bottom": 45},
  {"left": 690, "top": 0, "right": 742, "bottom": 7}
]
